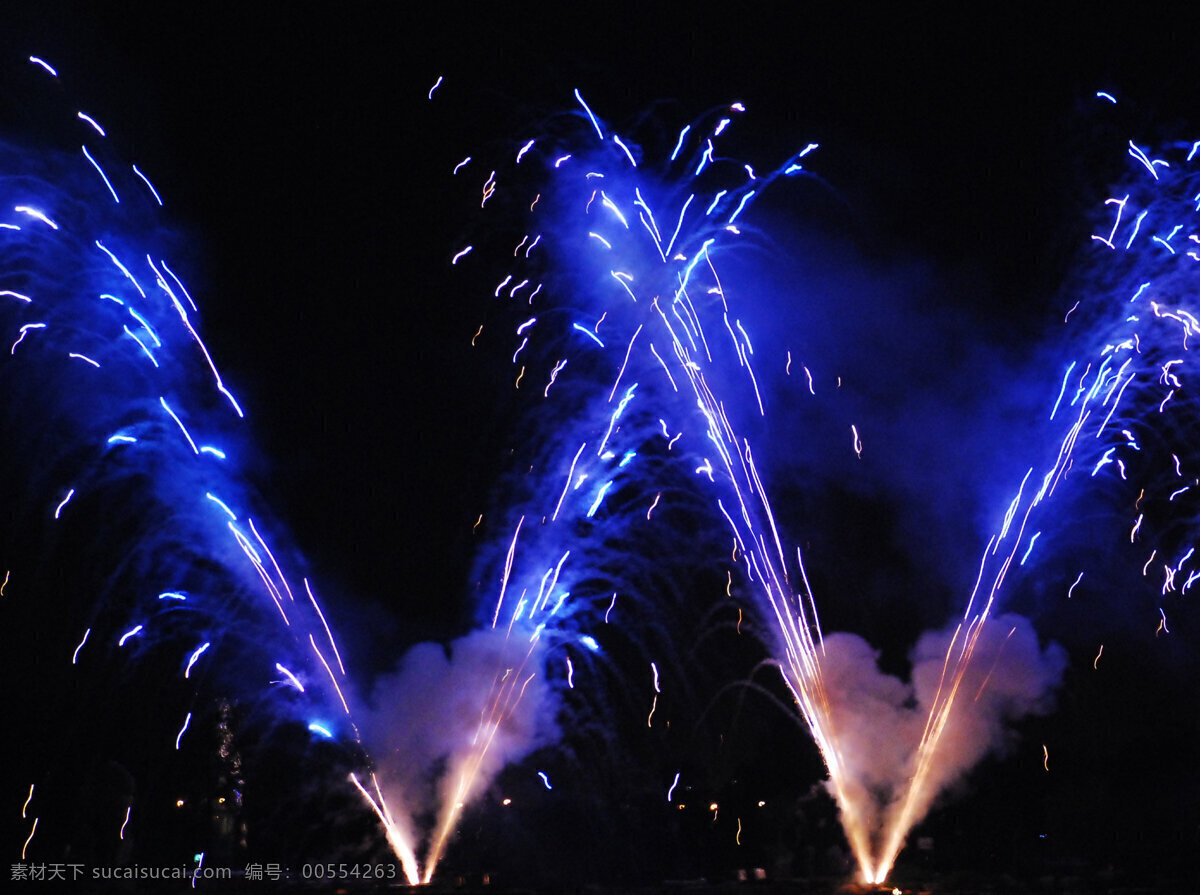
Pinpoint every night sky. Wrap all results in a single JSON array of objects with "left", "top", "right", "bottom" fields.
[{"left": 6, "top": 3, "right": 1200, "bottom": 889}]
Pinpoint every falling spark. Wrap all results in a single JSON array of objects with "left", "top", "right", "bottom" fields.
[
  {"left": 21, "top": 818, "right": 37, "bottom": 859},
  {"left": 53, "top": 488, "right": 75, "bottom": 519},
  {"left": 71, "top": 628, "right": 91, "bottom": 664}
]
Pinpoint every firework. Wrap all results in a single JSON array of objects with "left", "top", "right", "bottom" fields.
[{"left": 2, "top": 55, "right": 402, "bottom": 875}]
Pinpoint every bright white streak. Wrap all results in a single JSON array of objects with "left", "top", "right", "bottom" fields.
[
  {"left": 305, "top": 579, "right": 347, "bottom": 676},
  {"left": 71, "top": 628, "right": 91, "bottom": 664},
  {"left": 53, "top": 488, "right": 75, "bottom": 519}
]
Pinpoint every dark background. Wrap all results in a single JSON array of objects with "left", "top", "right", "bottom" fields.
[{"left": 5, "top": 2, "right": 1200, "bottom": 888}]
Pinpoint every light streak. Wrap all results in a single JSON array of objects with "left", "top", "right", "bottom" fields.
[
  {"left": 573, "top": 88, "right": 604, "bottom": 140},
  {"left": 82, "top": 145, "right": 119, "bottom": 202},
  {"left": 646, "top": 491, "right": 661, "bottom": 519},
  {"left": 1019, "top": 531, "right": 1041, "bottom": 566},
  {"left": 28, "top": 56, "right": 57, "bottom": 76},
  {"left": 348, "top": 773, "right": 420, "bottom": 886},
  {"left": 72, "top": 628, "right": 91, "bottom": 664},
  {"left": 586, "top": 480, "right": 614, "bottom": 517},
  {"left": 305, "top": 580, "right": 346, "bottom": 675},
  {"left": 159, "top": 397, "right": 199, "bottom": 453},
  {"left": 205, "top": 492, "right": 238, "bottom": 520},
  {"left": 21, "top": 818, "right": 37, "bottom": 860},
  {"left": 53, "top": 488, "right": 75, "bottom": 519},
  {"left": 272, "top": 663, "right": 304, "bottom": 692},
  {"left": 544, "top": 358, "right": 568, "bottom": 396},
  {"left": 174, "top": 712, "right": 191, "bottom": 750},
  {"left": 573, "top": 322, "right": 605, "bottom": 347},
  {"left": 12, "top": 322, "right": 46, "bottom": 354},
  {"left": 308, "top": 634, "right": 351, "bottom": 714},
  {"left": 183, "top": 642, "right": 211, "bottom": 678},
  {"left": 132, "top": 164, "right": 164, "bottom": 205},
  {"left": 15, "top": 206, "right": 58, "bottom": 229}
]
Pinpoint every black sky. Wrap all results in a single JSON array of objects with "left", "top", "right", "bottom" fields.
[
  {"left": 7, "top": 2, "right": 1200, "bottom": 885},
  {"left": 11, "top": 2, "right": 1193, "bottom": 624}
]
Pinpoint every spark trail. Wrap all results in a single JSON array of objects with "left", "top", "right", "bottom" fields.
[
  {"left": 427, "top": 83, "right": 1087, "bottom": 886},
  {"left": 413, "top": 85, "right": 917, "bottom": 880},
  {"left": 1, "top": 56, "right": 413, "bottom": 878},
  {"left": 868, "top": 127, "right": 1200, "bottom": 879}
]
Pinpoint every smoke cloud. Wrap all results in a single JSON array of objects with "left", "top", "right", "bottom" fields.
[
  {"left": 362, "top": 626, "right": 559, "bottom": 854},
  {"left": 818, "top": 612, "right": 1067, "bottom": 856}
]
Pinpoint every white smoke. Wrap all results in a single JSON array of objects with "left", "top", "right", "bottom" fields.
[
  {"left": 817, "top": 612, "right": 1066, "bottom": 859},
  {"left": 362, "top": 626, "right": 559, "bottom": 863}
]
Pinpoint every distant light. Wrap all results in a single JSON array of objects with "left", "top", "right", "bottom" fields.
[
  {"left": 501, "top": 798, "right": 512, "bottom": 806},
  {"left": 175, "top": 799, "right": 185, "bottom": 808}
]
